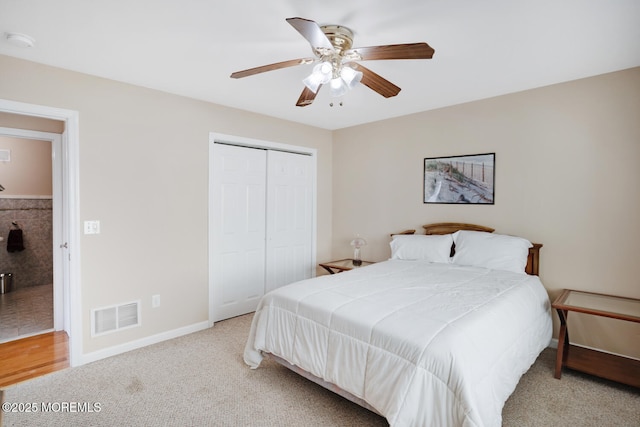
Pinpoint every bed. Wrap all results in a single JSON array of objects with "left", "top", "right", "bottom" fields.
[{"left": 244, "top": 223, "right": 552, "bottom": 426}]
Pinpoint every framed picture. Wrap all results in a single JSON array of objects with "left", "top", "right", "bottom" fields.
[{"left": 424, "top": 153, "right": 495, "bottom": 204}]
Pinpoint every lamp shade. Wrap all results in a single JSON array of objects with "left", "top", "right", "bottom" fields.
[
  {"left": 302, "top": 62, "right": 332, "bottom": 93},
  {"left": 329, "top": 77, "right": 348, "bottom": 97},
  {"left": 350, "top": 236, "right": 367, "bottom": 248},
  {"left": 340, "top": 66, "right": 363, "bottom": 89}
]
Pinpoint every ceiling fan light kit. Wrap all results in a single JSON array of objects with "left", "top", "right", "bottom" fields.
[
  {"left": 302, "top": 61, "right": 362, "bottom": 96},
  {"left": 230, "top": 17, "right": 434, "bottom": 107}
]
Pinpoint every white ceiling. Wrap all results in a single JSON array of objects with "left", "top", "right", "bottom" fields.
[{"left": 1, "top": 0, "right": 639, "bottom": 130}]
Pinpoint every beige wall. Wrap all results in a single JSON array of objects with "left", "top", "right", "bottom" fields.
[
  {"left": 1, "top": 52, "right": 637, "bottom": 361},
  {"left": 332, "top": 67, "right": 640, "bottom": 357},
  {"left": 0, "top": 112, "right": 65, "bottom": 133},
  {"left": 0, "top": 55, "right": 333, "bottom": 354},
  {"left": 0, "top": 136, "right": 52, "bottom": 196}
]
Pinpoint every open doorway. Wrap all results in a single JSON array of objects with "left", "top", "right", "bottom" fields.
[
  {"left": 0, "top": 134, "right": 57, "bottom": 342},
  {"left": 0, "top": 99, "right": 81, "bottom": 367}
]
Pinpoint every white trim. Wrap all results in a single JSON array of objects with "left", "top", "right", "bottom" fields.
[
  {"left": 80, "top": 321, "right": 210, "bottom": 365},
  {"left": 0, "top": 127, "right": 58, "bottom": 141},
  {"left": 0, "top": 99, "right": 82, "bottom": 367},
  {"left": 211, "top": 132, "right": 317, "bottom": 156},
  {"left": 208, "top": 132, "right": 318, "bottom": 326}
]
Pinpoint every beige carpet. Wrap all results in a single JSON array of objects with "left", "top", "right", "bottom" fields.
[{"left": 1, "top": 313, "right": 638, "bottom": 426}]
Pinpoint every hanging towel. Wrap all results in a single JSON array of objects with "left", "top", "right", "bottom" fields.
[{"left": 7, "top": 229, "right": 25, "bottom": 252}]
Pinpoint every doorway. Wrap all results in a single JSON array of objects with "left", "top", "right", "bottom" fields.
[
  {"left": 0, "top": 133, "right": 58, "bottom": 342},
  {"left": 0, "top": 99, "right": 81, "bottom": 367}
]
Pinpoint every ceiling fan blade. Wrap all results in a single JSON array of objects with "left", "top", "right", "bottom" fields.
[
  {"left": 347, "top": 42, "right": 434, "bottom": 61},
  {"left": 351, "top": 63, "right": 401, "bottom": 98},
  {"left": 296, "top": 85, "right": 320, "bottom": 107},
  {"left": 286, "top": 17, "right": 334, "bottom": 53},
  {"left": 230, "top": 58, "right": 314, "bottom": 79}
]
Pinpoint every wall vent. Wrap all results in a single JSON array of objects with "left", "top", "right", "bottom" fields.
[{"left": 91, "top": 300, "right": 141, "bottom": 336}]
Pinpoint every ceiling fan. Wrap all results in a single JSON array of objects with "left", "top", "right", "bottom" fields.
[{"left": 230, "top": 17, "right": 435, "bottom": 107}]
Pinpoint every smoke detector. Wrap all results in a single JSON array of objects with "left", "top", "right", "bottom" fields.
[{"left": 5, "top": 32, "right": 35, "bottom": 48}]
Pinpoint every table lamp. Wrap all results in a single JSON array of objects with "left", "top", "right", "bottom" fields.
[{"left": 350, "top": 235, "right": 367, "bottom": 266}]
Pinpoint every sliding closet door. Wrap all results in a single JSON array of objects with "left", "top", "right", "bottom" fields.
[
  {"left": 211, "top": 144, "right": 267, "bottom": 322},
  {"left": 265, "top": 150, "right": 313, "bottom": 293}
]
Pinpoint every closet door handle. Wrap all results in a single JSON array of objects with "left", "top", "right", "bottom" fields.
[{"left": 60, "top": 242, "right": 68, "bottom": 249}]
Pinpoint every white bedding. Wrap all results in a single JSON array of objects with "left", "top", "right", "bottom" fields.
[{"left": 244, "top": 260, "right": 552, "bottom": 427}]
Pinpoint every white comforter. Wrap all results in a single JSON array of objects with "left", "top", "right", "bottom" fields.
[{"left": 244, "top": 260, "right": 552, "bottom": 427}]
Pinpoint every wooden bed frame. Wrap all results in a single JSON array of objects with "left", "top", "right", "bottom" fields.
[
  {"left": 267, "top": 222, "right": 542, "bottom": 417},
  {"left": 394, "top": 222, "right": 542, "bottom": 276}
]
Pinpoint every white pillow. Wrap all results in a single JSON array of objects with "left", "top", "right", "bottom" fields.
[
  {"left": 390, "top": 234, "right": 453, "bottom": 263},
  {"left": 452, "top": 230, "right": 532, "bottom": 274}
]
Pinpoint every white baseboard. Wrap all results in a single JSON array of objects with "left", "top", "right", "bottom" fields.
[
  {"left": 548, "top": 338, "right": 558, "bottom": 349},
  {"left": 78, "top": 321, "right": 210, "bottom": 366}
]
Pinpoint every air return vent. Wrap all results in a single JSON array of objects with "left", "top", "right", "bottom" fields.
[{"left": 91, "top": 300, "right": 141, "bottom": 336}]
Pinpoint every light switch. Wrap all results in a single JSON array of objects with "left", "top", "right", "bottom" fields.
[{"left": 84, "top": 220, "right": 101, "bottom": 234}]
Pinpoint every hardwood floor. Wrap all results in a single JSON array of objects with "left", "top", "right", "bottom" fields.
[{"left": 0, "top": 331, "right": 69, "bottom": 388}]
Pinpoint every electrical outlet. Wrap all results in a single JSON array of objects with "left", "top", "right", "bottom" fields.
[{"left": 152, "top": 295, "right": 160, "bottom": 308}]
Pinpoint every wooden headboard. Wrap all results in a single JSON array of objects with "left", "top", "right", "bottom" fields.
[{"left": 393, "top": 222, "right": 542, "bottom": 276}]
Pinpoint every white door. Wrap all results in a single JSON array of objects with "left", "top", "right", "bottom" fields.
[
  {"left": 211, "top": 144, "right": 267, "bottom": 322},
  {"left": 210, "top": 139, "right": 316, "bottom": 323},
  {"left": 265, "top": 150, "right": 313, "bottom": 292}
]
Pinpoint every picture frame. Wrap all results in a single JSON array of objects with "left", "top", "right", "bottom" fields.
[{"left": 424, "top": 153, "right": 495, "bottom": 204}]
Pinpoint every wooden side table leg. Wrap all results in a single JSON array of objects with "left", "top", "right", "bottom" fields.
[
  {"left": 321, "top": 266, "right": 336, "bottom": 275},
  {"left": 554, "top": 309, "right": 569, "bottom": 379}
]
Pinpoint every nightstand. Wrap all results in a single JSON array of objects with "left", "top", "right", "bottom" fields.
[
  {"left": 552, "top": 289, "right": 640, "bottom": 387},
  {"left": 319, "top": 259, "right": 375, "bottom": 274}
]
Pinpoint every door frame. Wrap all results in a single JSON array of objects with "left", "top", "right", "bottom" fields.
[
  {"left": 0, "top": 99, "right": 82, "bottom": 367},
  {"left": 208, "top": 132, "right": 317, "bottom": 326}
]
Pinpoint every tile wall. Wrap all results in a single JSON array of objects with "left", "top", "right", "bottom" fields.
[{"left": 0, "top": 198, "right": 53, "bottom": 289}]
